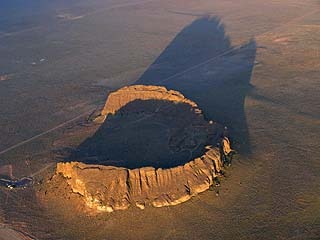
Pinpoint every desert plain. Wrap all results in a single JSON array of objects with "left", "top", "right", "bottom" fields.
[{"left": 0, "top": 0, "right": 319, "bottom": 239}]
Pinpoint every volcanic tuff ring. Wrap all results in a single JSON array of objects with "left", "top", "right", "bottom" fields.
[{"left": 52, "top": 85, "right": 227, "bottom": 212}]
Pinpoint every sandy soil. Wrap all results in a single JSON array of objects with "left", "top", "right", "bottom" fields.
[{"left": 0, "top": 0, "right": 319, "bottom": 239}]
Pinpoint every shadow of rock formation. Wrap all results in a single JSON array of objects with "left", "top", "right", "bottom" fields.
[
  {"left": 73, "top": 99, "right": 220, "bottom": 169},
  {"left": 136, "top": 16, "right": 256, "bottom": 153}
]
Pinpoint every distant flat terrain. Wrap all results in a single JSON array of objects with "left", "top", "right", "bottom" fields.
[{"left": 0, "top": 0, "right": 319, "bottom": 239}]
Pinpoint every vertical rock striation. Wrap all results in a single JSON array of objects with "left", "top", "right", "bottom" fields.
[
  {"left": 55, "top": 146, "right": 224, "bottom": 212},
  {"left": 49, "top": 85, "right": 230, "bottom": 213}
]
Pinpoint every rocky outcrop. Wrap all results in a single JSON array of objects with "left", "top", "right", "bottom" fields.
[
  {"left": 96, "top": 85, "right": 199, "bottom": 122},
  {"left": 49, "top": 85, "right": 230, "bottom": 213},
  {"left": 55, "top": 145, "right": 224, "bottom": 212}
]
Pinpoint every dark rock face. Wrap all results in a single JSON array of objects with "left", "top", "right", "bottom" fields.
[
  {"left": 76, "top": 99, "right": 218, "bottom": 169},
  {"left": 75, "top": 85, "right": 223, "bottom": 169}
]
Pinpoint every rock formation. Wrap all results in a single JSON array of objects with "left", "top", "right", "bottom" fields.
[
  {"left": 94, "top": 85, "right": 200, "bottom": 123},
  {"left": 49, "top": 85, "right": 229, "bottom": 213},
  {"left": 55, "top": 145, "right": 223, "bottom": 212}
]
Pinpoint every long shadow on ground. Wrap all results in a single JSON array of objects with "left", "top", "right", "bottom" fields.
[
  {"left": 136, "top": 16, "right": 256, "bottom": 154},
  {"left": 73, "top": 16, "right": 256, "bottom": 168}
]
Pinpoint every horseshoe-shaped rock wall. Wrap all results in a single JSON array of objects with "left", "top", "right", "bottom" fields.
[{"left": 51, "top": 85, "right": 228, "bottom": 213}]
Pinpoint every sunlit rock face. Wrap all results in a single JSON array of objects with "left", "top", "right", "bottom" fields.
[
  {"left": 100, "top": 85, "right": 198, "bottom": 117},
  {"left": 56, "top": 146, "right": 222, "bottom": 212},
  {"left": 50, "top": 85, "right": 227, "bottom": 213}
]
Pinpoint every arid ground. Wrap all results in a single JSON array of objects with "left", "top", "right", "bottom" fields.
[{"left": 0, "top": 0, "right": 319, "bottom": 239}]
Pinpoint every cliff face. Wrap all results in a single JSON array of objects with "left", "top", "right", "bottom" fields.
[
  {"left": 55, "top": 146, "right": 223, "bottom": 212},
  {"left": 48, "top": 85, "right": 228, "bottom": 213},
  {"left": 99, "top": 85, "right": 199, "bottom": 119}
]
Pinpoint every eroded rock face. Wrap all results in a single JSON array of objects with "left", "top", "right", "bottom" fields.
[
  {"left": 55, "top": 146, "right": 223, "bottom": 212},
  {"left": 98, "top": 85, "right": 199, "bottom": 121},
  {"left": 49, "top": 85, "right": 228, "bottom": 213}
]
